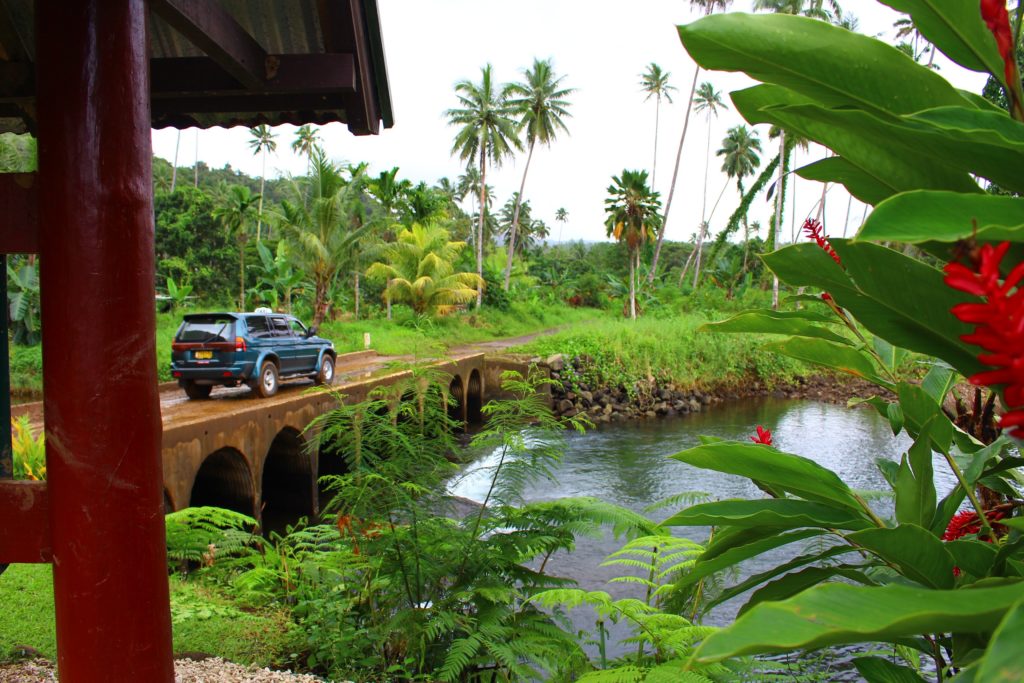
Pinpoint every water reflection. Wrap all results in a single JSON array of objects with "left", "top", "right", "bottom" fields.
[{"left": 450, "top": 398, "right": 958, "bottom": 664}]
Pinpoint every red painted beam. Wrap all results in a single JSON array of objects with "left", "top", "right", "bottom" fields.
[
  {"left": 0, "top": 481, "right": 51, "bottom": 563},
  {"left": 35, "top": 0, "right": 175, "bottom": 680},
  {"left": 0, "top": 173, "right": 39, "bottom": 253}
]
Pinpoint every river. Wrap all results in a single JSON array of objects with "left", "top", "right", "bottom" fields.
[{"left": 449, "top": 397, "right": 958, "bottom": 675}]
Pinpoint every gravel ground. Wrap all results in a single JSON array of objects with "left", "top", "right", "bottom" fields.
[{"left": 0, "top": 658, "right": 347, "bottom": 682}]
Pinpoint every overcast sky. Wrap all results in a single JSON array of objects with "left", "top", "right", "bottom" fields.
[{"left": 151, "top": 1, "right": 990, "bottom": 246}]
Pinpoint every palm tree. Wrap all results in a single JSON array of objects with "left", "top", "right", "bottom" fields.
[
  {"left": 277, "top": 148, "right": 370, "bottom": 326},
  {"left": 693, "top": 82, "right": 728, "bottom": 232},
  {"left": 446, "top": 64, "right": 522, "bottom": 307},
  {"left": 366, "top": 223, "right": 483, "bottom": 315},
  {"left": 753, "top": 0, "right": 842, "bottom": 20},
  {"left": 248, "top": 125, "right": 278, "bottom": 242},
  {"left": 649, "top": 0, "right": 733, "bottom": 283},
  {"left": 291, "top": 125, "right": 320, "bottom": 177},
  {"left": 212, "top": 185, "right": 259, "bottom": 311},
  {"left": 696, "top": 125, "right": 761, "bottom": 285},
  {"left": 605, "top": 170, "right": 662, "bottom": 320},
  {"left": 170, "top": 130, "right": 181, "bottom": 192},
  {"left": 555, "top": 207, "right": 568, "bottom": 243},
  {"left": 639, "top": 63, "right": 676, "bottom": 187},
  {"left": 503, "top": 58, "right": 574, "bottom": 291}
]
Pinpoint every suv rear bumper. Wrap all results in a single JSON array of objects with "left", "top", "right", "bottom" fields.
[{"left": 171, "top": 361, "right": 256, "bottom": 384}]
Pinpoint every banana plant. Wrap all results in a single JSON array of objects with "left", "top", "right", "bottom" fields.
[{"left": 7, "top": 261, "right": 39, "bottom": 345}]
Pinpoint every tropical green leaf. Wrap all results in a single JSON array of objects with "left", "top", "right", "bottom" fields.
[
  {"left": 858, "top": 191, "right": 1024, "bottom": 245},
  {"left": 877, "top": 1, "right": 1005, "bottom": 81},
  {"left": 894, "top": 424, "right": 937, "bottom": 529},
  {"left": 669, "top": 441, "right": 863, "bottom": 510},
  {"left": 675, "top": 529, "right": 828, "bottom": 589},
  {"left": 797, "top": 156, "right": 892, "bottom": 206},
  {"left": 947, "top": 540, "right": 999, "bottom": 579},
  {"left": 853, "top": 655, "right": 928, "bottom": 683},
  {"left": 678, "top": 13, "right": 969, "bottom": 118},
  {"left": 741, "top": 566, "right": 876, "bottom": 616},
  {"left": 693, "top": 581, "right": 1024, "bottom": 663},
  {"left": 702, "top": 310, "right": 853, "bottom": 345},
  {"left": 921, "top": 363, "right": 959, "bottom": 404},
  {"left": 762, "top": 242, "right": 983, "bottom": 375},
  {"left": 976, "top": 597, "right": 1024, "bottom": 682},
  {"left": 662, "top": 499, "right": 872, "bottom": 531},
  {"left": 846, "top": 524, "right": 955, "bottom": 589},
  {"left": 765, "top": 337, "right": 890, "bottom": 387}
]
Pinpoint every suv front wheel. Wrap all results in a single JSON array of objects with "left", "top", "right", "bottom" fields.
[
  {"left": 251, "top": 360, "right": 279, "bottom": 398},
  {"left": 315, "top": 355, "right": 335, "bottom": 386}
]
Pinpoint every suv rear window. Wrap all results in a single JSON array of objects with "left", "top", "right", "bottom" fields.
[{"left": 177, "top": 317, "right": 234, "bottom": 343}]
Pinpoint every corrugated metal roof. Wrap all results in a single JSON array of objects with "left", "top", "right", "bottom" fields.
[{"left": 0, "top": 0, "right": 393, "bottom": 134}]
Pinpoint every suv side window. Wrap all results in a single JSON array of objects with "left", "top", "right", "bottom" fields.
[
  {"left": 246, "top": 316, "right": 271, "bottom": 338},
  {"left": 270, "top": 316, "right": 291, "bottom": 336},
  {"left": 288, "top": 319, "right": 307, "bottom": 338}
]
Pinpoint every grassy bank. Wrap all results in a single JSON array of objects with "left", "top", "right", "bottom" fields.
[
  {"left": 0, "top": 564, "right": 301, "bottom": 667},
  {"left": 514, "top": 313, "right": 809, "bottom": 392}
]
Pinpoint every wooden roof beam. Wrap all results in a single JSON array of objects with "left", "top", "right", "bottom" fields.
[
  {"left": 151, "top": 0, "right": 268, "bottom": 91},
  {"left": 150, "top": 54, "right": 355, "bottom": 97},
  {"left": 0, "top": 1, "right": 29, "bottom": 63},
  {"left": 318, "top": 0, "right": 379, "bottom": 135}
]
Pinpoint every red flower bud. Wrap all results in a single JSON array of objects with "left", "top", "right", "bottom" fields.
[
  {"left": 750, "top": 425, "right": 773, "bottom": 446},
  {"left": 802, "top": 218, "right": 841, "bottom": 265}
]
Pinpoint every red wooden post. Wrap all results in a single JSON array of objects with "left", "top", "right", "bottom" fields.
[{"left": 35, "top": 1, "right": 175, "bottom": 680}]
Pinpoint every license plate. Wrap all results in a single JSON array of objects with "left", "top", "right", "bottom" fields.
[{"left": 195, "top": 350, "right": 213, "bottom": 360}]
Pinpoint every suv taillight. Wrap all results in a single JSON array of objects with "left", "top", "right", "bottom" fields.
[{"left": 235, "top": 336, "right": 247, "bottom": 352}]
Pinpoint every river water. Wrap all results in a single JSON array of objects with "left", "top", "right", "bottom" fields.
[{"left": 449, "top": 398, "right": 958, "bottom": 675}]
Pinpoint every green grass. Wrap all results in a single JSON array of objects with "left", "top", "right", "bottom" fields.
[
  {"left": 514, "top": 313, "right": 808, "bottom": 392},
  {"left": 0, "top": 564, "right": 301, "bottom": 667}
]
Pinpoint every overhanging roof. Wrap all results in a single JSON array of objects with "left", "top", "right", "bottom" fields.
[{"left": 0, "top": 0, "right": 394, "bottom": 135}]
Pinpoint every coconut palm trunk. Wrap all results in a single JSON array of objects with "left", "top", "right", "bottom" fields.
[
  {"left": 651, "top": 95, "right": 662, "bottom": 187},
  {"left": 504, "top": 139, "right": 535, "bottom": 291},
  {"left": 170, "top": 131, "right": 181, "bottom": 192},
  {"left": 648, "top": 65, "right": 701, "bottom": 283},
  {"left": 629, "top": 248, "right": 637, "bottom": 320},
  {"left": 257, "top": 150, "right": 267, "bottom": 242},
  {"left": 476, "top": 148, "right": 487, "bottom": 308},
  {"left": 771, "top": 130, "right": 786, "bottom": 310}
]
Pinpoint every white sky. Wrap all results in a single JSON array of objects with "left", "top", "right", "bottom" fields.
[{"left": 151, "top": 1, "right": 990, "bottom": 245}]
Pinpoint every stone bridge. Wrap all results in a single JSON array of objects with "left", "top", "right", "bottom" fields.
[{"left": 158, "top": 352, "right": 526, "bottom": 532}]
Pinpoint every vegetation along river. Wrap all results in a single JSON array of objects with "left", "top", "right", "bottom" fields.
[{"left": 450, "top": 398, "right": 958, "bottom": 674}]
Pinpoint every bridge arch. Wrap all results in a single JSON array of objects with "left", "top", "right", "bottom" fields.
[
  {"left": 261, "top": 427, "right": 315, "bottom": 535},
  {"left": 317, "top": 443, "right": 349, "bottom": 516},
  {"left": 467, "top": 369, "right": 483, "bottom": 424},
  {"left": 189, "top": 447, "right": 256, "bottom": 518},
  {"left": 163, "top": 488, "right": 175, "bottom": 515},
  {"left": 448, "top": 373, "right": 465, "bottom": 424}
]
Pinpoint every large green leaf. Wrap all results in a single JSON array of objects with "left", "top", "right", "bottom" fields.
[
  {"left": 853, "top": 656, "right": 929, "bottom": 683},
  {"left": 703, "top": 546, "right": 861, "bottom": 613},
  {"left": 701, "top": 310, "right": 853, "bottom": 345},
  {"left": 662, "top": 499, "right": 872, "bottom": 531},
  {"left": 767, "top": 103, "right": 982, "bottom": 195},
  {"left": 878, "top": 1, "right": 1005, "bottom": 81},
  {"left": 947, "top": 540, "right": 999, "bottom": 579},
  {"left": 740, "top": 566, "right": 874, "bottom": 616},
  {"left": 976, "top": 598, "right": 1024, "bottom": 682},
  {"left": 797, "top": 156, "right": 892, "bottom": 206},
  {"left": 859, "top": 191, "right": 1024, "bottom": 245},
  {"left": 678, "top": 13, "right": 969, "bottom": 119},
  {"left": 847, "top": 524, "right": 955, "bottom": 589},
  {"left": 764, "top": 336, "right": 888, "bottom": 386},
  {"left": 921, "top": 363, "right": 959, "bottom": 404},
  {"left": 669, "top": 441, "right": 864, "bottom": 510},
  {"left": 732, "top": 86, "right": 977, "bottom": 202},
  {"left": 693, "top": 581, "right": 1024, "bottom": 663},
  {"left": 894, "top": 424, "right": 937, "bottom": 529},
  {"left": 762, "top": 242, "right": 983, "bottom": 375},
  {"left": 676, "top": 529, "right": 827, "bottom": 589}
]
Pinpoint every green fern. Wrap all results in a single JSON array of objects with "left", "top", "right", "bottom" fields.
[{"left": 164, "top": 506, "right": 260, "bottom": 567}]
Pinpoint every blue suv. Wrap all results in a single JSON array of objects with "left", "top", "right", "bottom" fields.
[{"left": 170, "top": 312, "right": 336, "bottom": 399}]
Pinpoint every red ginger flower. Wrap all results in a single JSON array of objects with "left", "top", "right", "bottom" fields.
[
  {"left": 944, "top": 241, "right": 1024, "bottom": 438},
  {"left": 942, "top": 507, "right": 1009, "bottom": 541},
  {"left": 802, "top": 218, "right": 841, "bottom": 265},
  {"left": 750, "top": 425, "right": 773, "bottom": 446},
  {"left": 981, "top": 0, "right": 1017, "bottom": 85}
]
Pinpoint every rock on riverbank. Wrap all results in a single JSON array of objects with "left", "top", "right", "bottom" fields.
[{"left": 538, "top": 354, "right": 884, "bottom": 422}]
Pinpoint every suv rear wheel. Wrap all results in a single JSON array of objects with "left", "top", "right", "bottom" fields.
[
  {"left": 315, "top": 355, "right": 335, "bottom": 386},
  {"left": 183, "top": 381, "right": 212, "bottom": 400},
  {"left": 251, "top": 360, "right": 279, "bottom": 398}
]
